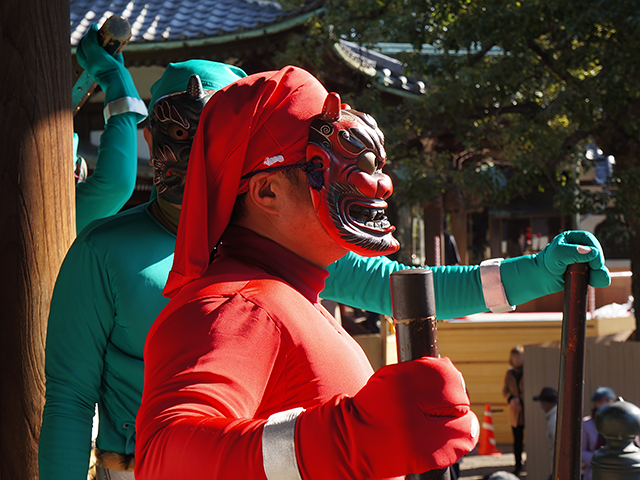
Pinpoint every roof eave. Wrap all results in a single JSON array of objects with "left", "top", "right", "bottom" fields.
[
  {"left": 331, "top": 41, "right": 377, "bottom": 77},
  {"left": 332, "top": 42, "right": 422, "bottom": 99},
  {"left": 71, "top": 7, "right": 324, "bottom": 55}
]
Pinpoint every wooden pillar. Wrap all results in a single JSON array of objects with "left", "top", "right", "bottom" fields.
[
  {"left": 0, "top": 0, "right": 75, "bottom": 477},
  {"left": 423, "top": 200, "right": 444, "bottom": 267}
]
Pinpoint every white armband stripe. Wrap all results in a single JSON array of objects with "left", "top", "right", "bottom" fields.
[
  {"left": 103, "top": 96, "right": 148, "bottom": 123},
  {"left": 262, "top": 407, "right": 305, "bottom": 480},
  {"left": 480, "top": 258, "right": 515, "bottom": 314}
]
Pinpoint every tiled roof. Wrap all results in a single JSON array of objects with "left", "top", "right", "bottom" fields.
[
  {"left": 334, "top": 41, "right": 503, "bottom": 97},
  {"left": 334, "top": 40, "right": 426, "bottom": 97},
  {"left": 70, "top": 0, "right": 314, "bottom": 45}
]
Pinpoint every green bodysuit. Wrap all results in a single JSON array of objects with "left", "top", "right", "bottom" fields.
[{"left": 75, "top": 111, "right": 139, "bottom": 233}]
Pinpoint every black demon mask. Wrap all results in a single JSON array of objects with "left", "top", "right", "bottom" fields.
[
  {"left": 306, "top": 93, "right": 399, "bottom": 256},
  {"left": 149, "top": 75, "right": 214, "bottom": 204}
]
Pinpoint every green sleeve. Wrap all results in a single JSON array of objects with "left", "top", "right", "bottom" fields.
[
  {"left": 39, "top": 239, "right": 115, "bottom": 480},
  {"left": 322, "top": 251, "right": 488, "bottom": 320},
  {"left": 75, "top": 112, "right": 138, "bottom": 233}
]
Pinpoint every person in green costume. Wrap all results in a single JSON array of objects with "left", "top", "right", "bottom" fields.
[
  {"left": 74, "top": 24, "right": 147, "bottom": 233},
  {"left": 40, "top": 58, "right": 611, "bottom": 480},
  {"left": 40, "top": 60, "right": 246, "bottom": 480}
]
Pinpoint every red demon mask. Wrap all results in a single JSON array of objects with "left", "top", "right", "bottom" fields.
[{"left": 305, "top": 93, "right": 400, "bottom": 256}]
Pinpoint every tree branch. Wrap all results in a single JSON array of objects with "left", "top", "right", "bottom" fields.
[
  {"left": 526, "top": 38, "right": 575, "bottom": 85},
  {"left": 466, "top": 43, "right": 496, "bottom": 67},
  {"left": 345, "top": 4, "right": 388, "bottom": 23},
  {"left": 562, "top": 129, "right": 591, "bottom": 151}
]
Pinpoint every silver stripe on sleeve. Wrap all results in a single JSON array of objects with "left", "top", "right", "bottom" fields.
[
  {"left": 262, "top": 407, "right": 305, "bottom": 480},
  {"left": 103, "top": 96, "right": 148, "bottom": 123},
  {"left": 479, "top": 258, "right": 515, "bottom": 313}
]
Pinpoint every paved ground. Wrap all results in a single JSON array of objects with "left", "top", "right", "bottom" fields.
[{"left": 458, "top": 444, "right": 527, "bottom": 479}]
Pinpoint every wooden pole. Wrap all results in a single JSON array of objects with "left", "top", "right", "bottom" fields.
[
  {"left": 0, "top": 0, "right": 75, "bottom": 477},
  {"left": 552, "top": 263, "right": 590, "bottom": 480},
  {"left": 391, "top": 269, "right": 450, "bottom": 480}
]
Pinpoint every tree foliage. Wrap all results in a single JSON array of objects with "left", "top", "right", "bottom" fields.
[
  {"left": 280, "top": 0, "right": 640, "bottom": 327},
  {"left": 282, "top": 0, "right": 640, "bottom": 220}
]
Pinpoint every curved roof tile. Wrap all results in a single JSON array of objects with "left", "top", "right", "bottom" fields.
[{"left": 70, "top": 0, "right": 305, "bottom": 44}]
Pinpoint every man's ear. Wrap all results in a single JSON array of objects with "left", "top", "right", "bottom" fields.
[
  {"left": 246, "top": 172, "right": 281, "bottom": 215},
  {"left": 143, "top": 126, "right": 154, "bottom": 166}
]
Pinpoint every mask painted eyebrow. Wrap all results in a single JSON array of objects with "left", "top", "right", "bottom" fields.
[
  {"left": 348, "top": 124, "right": 385, "bottom": 161},
  {"left": 152, "top": 101, "right": 191, "bottom": 129}
]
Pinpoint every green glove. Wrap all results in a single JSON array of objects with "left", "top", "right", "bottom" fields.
[
  {"left": 501, "top": 230, "right": 611, "bottom": 306},
  {"left": 76, "top": 24, "right": 144, "bottom": 110}
]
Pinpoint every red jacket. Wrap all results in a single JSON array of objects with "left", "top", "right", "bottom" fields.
[{"left": 136, "top": 225, "right": 395, "bottom": 479}]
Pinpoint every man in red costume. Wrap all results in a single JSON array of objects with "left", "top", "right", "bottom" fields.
[{"left": 135, "top": 66, "right": 478, "bottom": 480}]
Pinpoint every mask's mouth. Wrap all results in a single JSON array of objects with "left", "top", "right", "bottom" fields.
[
  {"left": 153, "top": 144, "right": 189, "bottom": 196},
  {"left": 347, "top": 201, "right": 393, "bottom": 233},
  {"left": 324, "top": 181, "right": 397, "bottom": 254}
]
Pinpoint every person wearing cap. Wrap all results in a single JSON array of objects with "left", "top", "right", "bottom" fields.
[
  {"left": 582, "top": 387, "right": 617, "bottom": 480},
  {"left": 534, "top": 386, "right": 559, "bottom": 474},
  {"left": 39, "top": 60, "right": 246, "bottom": 480},
  {"left": 483, "top": 473, "right": 520, "bottom": 480},
  {"left": 134, "top": 65, "right": 610, "bottom": 479},
  {"left": 134, "top": 66, "right": 480, "bottom": 480},
  {"left": 73, "top": 24, "right": 147, "bottom": 233},
  {"left": 132, "top": 65, "right": 607, "bottom": 479}
]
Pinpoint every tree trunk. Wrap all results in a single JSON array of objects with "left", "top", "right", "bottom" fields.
[{"left": 0, "top": 0, "right": 75, "bottom": 477}]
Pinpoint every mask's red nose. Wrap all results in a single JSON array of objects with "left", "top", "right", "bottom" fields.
[{"left": 348, "top": 170, "right": 394, "bottom": 201}]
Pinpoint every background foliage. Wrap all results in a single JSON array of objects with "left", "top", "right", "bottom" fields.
[{"left": 279, "top": 0, "right": 640, "bottom": 311}]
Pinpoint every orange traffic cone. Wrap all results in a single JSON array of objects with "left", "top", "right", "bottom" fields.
[{"left": 477, "top": 403, "right": 502, "bottom": 456}]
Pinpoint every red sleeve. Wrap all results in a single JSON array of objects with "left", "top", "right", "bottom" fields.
[{"left": 135, "top": 294, "right": 285, "bottom": 480}]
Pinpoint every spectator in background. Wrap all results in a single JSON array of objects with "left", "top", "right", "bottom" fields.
[
  {"left": 582, "top": 387, "right": 617, "bottom": 480},
  {"left": 502, "top": 345, "right": 525, "bottom": 476},
  {"left": 533, "top": 386, "right": 558, "bottom": 477},
  {"left": 443, "top": 219, "right": 461, "bottom": 266},
  {"left": 483, "top": 472, "right": 520, "bottom": 480}
]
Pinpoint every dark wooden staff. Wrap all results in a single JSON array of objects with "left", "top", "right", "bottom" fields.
[
  {"left": 552, "top": 262, "right": 590, "bottom": 480},
  {"left": 390, "top": 269, "right": 451, "bottom": 480}
]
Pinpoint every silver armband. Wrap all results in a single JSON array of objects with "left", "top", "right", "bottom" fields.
[
  {"left": 480, "top": 258, "right": 515, "bottom": 313},
  {"left": 262, "top": 407, "right": 305, "bottom": 480},
  {"left": 103, "top": 96, "right": 148, "bottom": 123}
]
